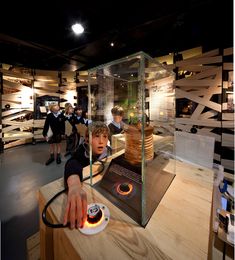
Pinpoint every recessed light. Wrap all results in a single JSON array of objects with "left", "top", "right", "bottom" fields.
[
  {"left": 72, "top": 23, "right": 84, "bottom": 35},
  {"left": 110, "top": 42, "right": 114, "bottom": 47}
]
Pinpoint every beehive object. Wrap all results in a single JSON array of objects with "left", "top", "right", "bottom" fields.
[{"left": 125, "top": 125, "right": 154, "bottom": 164}]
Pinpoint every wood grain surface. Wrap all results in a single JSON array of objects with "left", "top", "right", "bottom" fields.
[{"left": 39, "top": 152, "right": 214, "bottom": 260}]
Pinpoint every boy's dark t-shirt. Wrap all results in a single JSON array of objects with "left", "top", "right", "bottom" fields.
[
  {"left": 108, "top": 122, "right": 124, "bottom": 144},
  {"left": 108, "top": 122, "right": 123, "bottom": 136},
  {"left": 64, "top": 144, "right": 89, "bottom": 185},
  {"left": 75, "top": 116, "right": 86, "bottom": 125}
]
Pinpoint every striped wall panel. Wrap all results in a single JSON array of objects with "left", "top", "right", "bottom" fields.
[
  {"left": 1, "top": 69, "right": 34, "bottom": 148},
  {"left": 0, "top": 67, "right": 78, "bottom": 149},
  {"left": 0, "top": 67, "right": 97, "bottom": 150},
  {"left": 174, "top": 47, "right": 234, "bottom": 176},
  {"left": 221, "top": 47, "right": 234, "bottom": 174}
]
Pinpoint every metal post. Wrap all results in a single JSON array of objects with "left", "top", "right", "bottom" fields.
[
  {"left": 32, "top": 68, "right": 36, "bottom": 144},
  {"left": 0, "top": 68, "right": 4, "bottom": 153}
]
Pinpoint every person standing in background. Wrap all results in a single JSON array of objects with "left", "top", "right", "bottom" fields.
[
  {"left": 63, "top": 104, "right": 80, "bottom": 157},
  {"left": 63, "top": 103, "right": 76, "bottom": 133},
  {"left": 74, "top": 105, "right": 86, "bottom": 125},
  {"left": 108, "top": 105, "right": 125, "bottom": 142},
  {"left": 43, "top": 104, "right": 65, "bottom": 165}
]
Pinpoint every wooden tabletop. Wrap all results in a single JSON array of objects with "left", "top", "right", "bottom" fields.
[{"left": 38, "top": 154, "right": 214, "bottom": 260}]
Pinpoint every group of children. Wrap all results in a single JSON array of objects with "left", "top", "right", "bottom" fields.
[
  {"left": 43, "top": 104, "right": 125, "bottom": 167},
  {"left": 42, "top": 103, "right": 90, "bottom": 166},
  {"left": 43, "top": 103, "right": 126, "bottom": 229}
]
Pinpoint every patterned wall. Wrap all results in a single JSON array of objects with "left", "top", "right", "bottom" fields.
[
  {"left": 0, "top": 67, "right": 78, "bottom": 150},
  {"left": 173, "top": 47, "right": 234, "bottom": 175},
  {"left": 1, "top": 68, "right": 34, "bottom": 149},
  {"left": 221, "top": 48, "right": 234, "bottom": 174},
  {"left": 0, "top": 48, "right": 233, "bottom": 176}
]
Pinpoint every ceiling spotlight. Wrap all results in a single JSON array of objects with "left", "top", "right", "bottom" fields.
[
  {"left": 72, "top": 23, "right": 84, "bottom": 35},
  {"left": 110, "top": 42, "right": 114, "bottom": 47}
]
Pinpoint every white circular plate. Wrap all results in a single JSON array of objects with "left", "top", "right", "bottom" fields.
[{"left": 79, "top": 203, "right": 110, "bottom": 235}]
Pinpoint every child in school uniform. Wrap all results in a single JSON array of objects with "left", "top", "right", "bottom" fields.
[
  {"left": 74, "top": 105, "right": 86, "bottom": 125},
  {"left": 43, "top": 104, "right": 65, "bottom": 165},
  {"left": 63, "top": 104, "right": 80, "bottom": 157},
  {"left": 63, "top": 121, "right": 110, "bottom": 229},
  {"left": 108, "top": 105, "right": 125, "bottom": 143}
]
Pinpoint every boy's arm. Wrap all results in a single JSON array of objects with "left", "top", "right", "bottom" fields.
[
  {"left": 42, "top": 114, "right": 50, "bottom": 137},
  {"left": 63, "top": 174, "right": 87, "bottom": 229},
  {"left": 64, "top": 159, "right": 83, "bottom": 187},
  {"left": 64, "top": 159, "right": 87, "bottom": 229}
]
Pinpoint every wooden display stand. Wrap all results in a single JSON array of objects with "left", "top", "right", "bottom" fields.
[
  {"left": 38, "top": 151, "right": 214, "bottom": 260},
  {"left": 125, "top": 125, "right": 154, "bottom": 164}
]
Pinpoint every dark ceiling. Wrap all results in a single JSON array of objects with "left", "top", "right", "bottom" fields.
[{"left": 0, "top": 0, "right": 233, "bottom": 71}]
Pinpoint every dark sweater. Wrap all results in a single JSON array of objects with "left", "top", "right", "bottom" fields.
[
  {"left": 75, "top": 116, "right": 86, "bottom": 125},
  {"left": 42, "top": 112, "right": 65, "bottom": 137},
  {"left": 108, "top": 122, "right": 124, "bottom": 143},
  {"left": 108, "top": 122, "right": 123, "bottom": 135}
]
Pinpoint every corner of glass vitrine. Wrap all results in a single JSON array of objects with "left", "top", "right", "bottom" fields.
[{"left": 87, "top": 52, "right": 176, "bottom": 227}]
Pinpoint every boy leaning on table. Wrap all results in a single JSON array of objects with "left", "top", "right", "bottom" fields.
[{"left": 63, "top": 121, "right": 110, "bottom": 229}]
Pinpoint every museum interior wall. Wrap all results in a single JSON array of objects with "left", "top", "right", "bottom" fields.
[{"left": 0, "top": 47, "right": 233, "bottom": 175}]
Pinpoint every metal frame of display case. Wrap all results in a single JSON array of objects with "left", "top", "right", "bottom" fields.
[{"left": 88, "top": 51, "right": 176, "bottom": 226}]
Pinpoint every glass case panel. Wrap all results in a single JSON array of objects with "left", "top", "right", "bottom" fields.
[{"left": 88, "top": 52, "right": 175, "bottom": 226}]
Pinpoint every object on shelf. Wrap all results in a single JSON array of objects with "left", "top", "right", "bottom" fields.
[{"left": 227, "top": 213, "right": 235, "bottom": 244}]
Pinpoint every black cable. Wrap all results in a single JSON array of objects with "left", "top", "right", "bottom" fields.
[
  {"left": 42, "top": 187, "right": 69, "bottom": 228},
  {"left": 42, "top": 159, "right": 106, "bottom": 228}
]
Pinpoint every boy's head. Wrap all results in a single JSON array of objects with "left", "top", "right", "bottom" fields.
[
  {"left": 85, "top": 121, "right": 109, "bottom": 155},
  {"left": 65, "top": 102, "right": 72, "bottom": 108},
  {"left": 74, "top": 105, "right": 83, "bottom": 116},
  {"left": 111, "top": 106, "right": 124, "bottom": 124},
  {"left": 50, "top": 104, "right": 60, "bottom": 113},
  {"left": 65, "top": 104, "right": 74, "bottom": 115}
]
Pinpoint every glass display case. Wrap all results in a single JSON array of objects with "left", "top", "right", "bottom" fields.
[{"left": 88, "top": 51, "right": 176, "bottom": 227}]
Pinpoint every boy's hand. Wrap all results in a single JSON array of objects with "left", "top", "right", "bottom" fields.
[{"left": 63, "top": 175, "right": 87, "bottom": 229}]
